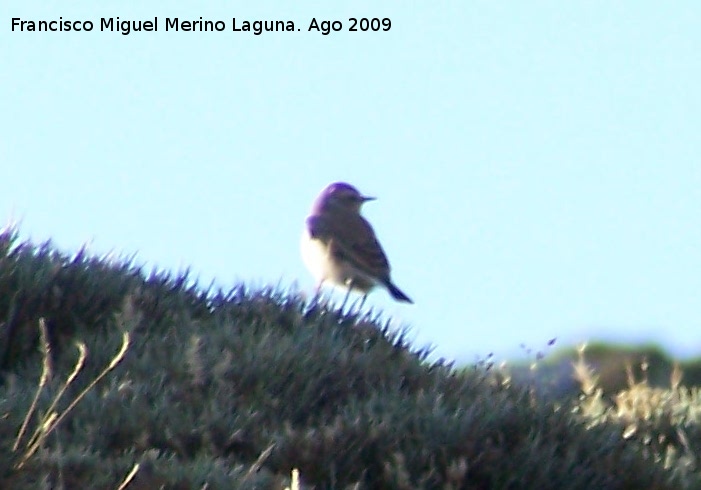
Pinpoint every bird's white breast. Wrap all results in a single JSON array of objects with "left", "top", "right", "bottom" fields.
[
  {"left": 300, "top": 228, "right": 376, "bottom": 290},
  {"left": 300, "top": 228, "right": 333, "bottom": 284}
]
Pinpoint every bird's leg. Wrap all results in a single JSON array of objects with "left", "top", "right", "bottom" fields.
[
  {"left": 348, "top": 294, "right": 364, "bottom": 316},
  {"left": 340, "top": 278, "right": 354, "bottom": 313},
  {"left": 357, "top": 293, "right": 367, "bottom": 313}
]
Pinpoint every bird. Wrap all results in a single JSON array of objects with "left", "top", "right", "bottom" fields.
[{"left": 301, "top": 182, "right": 413, "bottom": 306}]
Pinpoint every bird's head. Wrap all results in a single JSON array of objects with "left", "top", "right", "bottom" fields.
[{"left": 312, "top": 182, "right": 375, "bottom": 214}]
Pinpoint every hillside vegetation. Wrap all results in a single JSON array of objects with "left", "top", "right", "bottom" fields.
[{"left": 0, "top": 228, "right": 698, "bottom": 489}]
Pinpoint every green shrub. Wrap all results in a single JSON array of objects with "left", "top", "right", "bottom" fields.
[{"left": 0, "top": 228, "right": 695, "bottom": 488}]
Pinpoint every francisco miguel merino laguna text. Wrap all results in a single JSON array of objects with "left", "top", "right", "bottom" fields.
[
  {"left": 11, "top": 17, "right": 391, "bottom": 35},
  {"left": 12, "top": 17, "right": 295, "bottom": 35}
]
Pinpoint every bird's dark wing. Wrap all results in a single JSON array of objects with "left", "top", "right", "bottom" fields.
[
  {"left": 307, "top": 212, "right": 391, "bottom": 280},
  {"left": 336, "top": 218, "right": 391, "bottom": 280}
]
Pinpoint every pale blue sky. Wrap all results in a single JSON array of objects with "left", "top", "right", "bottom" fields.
[{"left": 3, "top": 1, "right": 700, "bottom": 363}]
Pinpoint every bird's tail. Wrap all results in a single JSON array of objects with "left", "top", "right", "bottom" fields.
[{"left": 384, "top": 280, "right": 413, "bottom": 304}]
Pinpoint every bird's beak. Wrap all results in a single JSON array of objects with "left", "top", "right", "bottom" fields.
[{"left": 361, "top": 195, "right": 376, "bottom": 202}]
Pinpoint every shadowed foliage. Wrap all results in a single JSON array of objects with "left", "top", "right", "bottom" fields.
[{"left": 0, "top": 228, "right": 698, "bottom": 489}]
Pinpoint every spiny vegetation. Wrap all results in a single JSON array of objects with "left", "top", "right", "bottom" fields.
[
  {"left": 0, "top": 228, "right": 699, "bottom": 489},
  {"left": 572, "top": 345, "right": 701, "bottom": 480}
]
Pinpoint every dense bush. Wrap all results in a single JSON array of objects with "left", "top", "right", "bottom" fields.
[{"left": 0, "top": 229, "right": 697, "bottom": 488}]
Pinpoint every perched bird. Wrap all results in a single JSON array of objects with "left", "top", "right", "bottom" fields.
[{"left": 301, "top": 182, "right": 413, "bottom": 304}]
